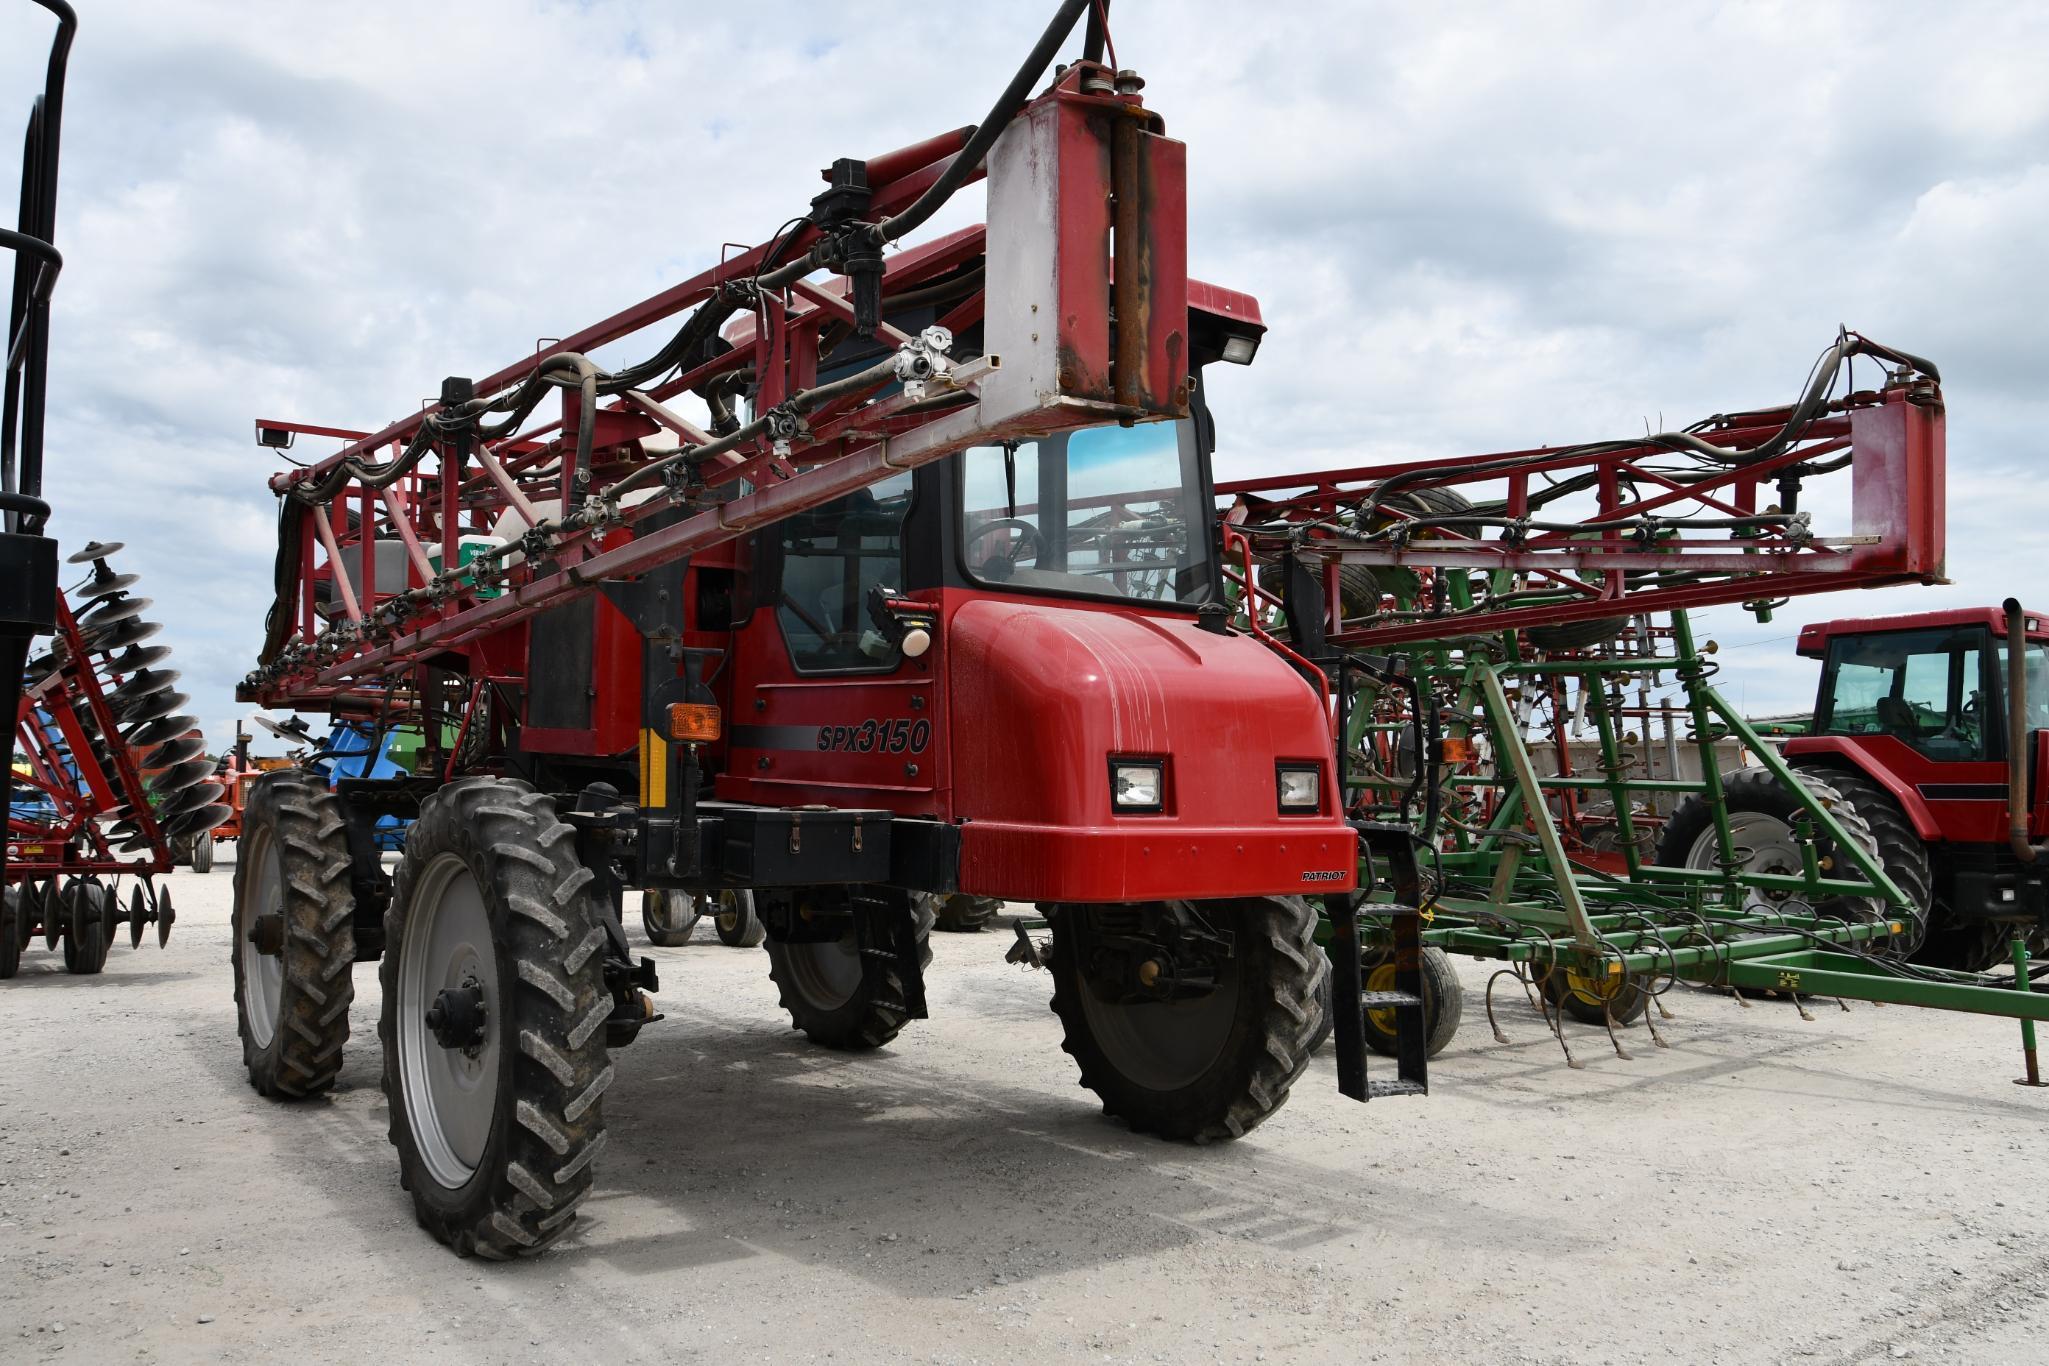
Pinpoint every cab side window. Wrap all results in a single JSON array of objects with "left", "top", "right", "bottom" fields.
[
  {"left": 774, "top": 471, "right": 913, "bottom": 672},
  {"left": 1819, "top": 628, "right": 1988, "bottom": 761}
]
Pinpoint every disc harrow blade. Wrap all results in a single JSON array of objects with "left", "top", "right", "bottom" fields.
[
  {"left": 85, "top": 617, "right": 162, "bottom": 652},
  {"left": 127, "top": 715, "right": 199, "bottom": 748},
  {"left": 106, "top": 643, "right": 172, "bottom": 673},
  {"left": 67, "top": 540, "right": 124, "bottom": 564},
  {"left": 161, "top": 781, "right": 227, "bottom": 817},
  {"left": 79, "top": 595, "right": 151, "bottom": 628},
  {"left": 163, "top": 803, "right": 231, "bottom": 839},
  {"left": 148, "top": 758, "right": 216, "bottom": 794},
  {"left": 74, "top": 571, "right": 141, "bottom": 601},
  {"left": 109, "top": 667, "right": 180, "bottom": 704}
]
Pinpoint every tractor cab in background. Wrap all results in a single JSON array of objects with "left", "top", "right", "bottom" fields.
[{"left": 1779, "top": 605, "right": 2049, "bottom": 969}]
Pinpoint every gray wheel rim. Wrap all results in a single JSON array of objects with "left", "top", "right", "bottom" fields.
[
  {"left": 237, "top": 825, "right": 286, "bottom": 1049},
  {"left": 1074, "top": 903, "right": 1239, "bottom": 1091},
  {"left": 716, "top": 889, "right": 750, "bottom": 936},
  {"left": 1685, "top": 811, "right": 1804, "bottom": 908},
  {"left": 648, "top": 889, "right": 695, "bottom": 934},
  {"left": 785, "top": 920, "right": 863, "bottom": 1009},
  {"left": 398, "top": 853, "right": 502, "bottom": 1190}
]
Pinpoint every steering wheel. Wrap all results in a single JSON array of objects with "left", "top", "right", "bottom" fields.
[{"left": 967, "top": 517, "right": 1048, "bottom": 580}]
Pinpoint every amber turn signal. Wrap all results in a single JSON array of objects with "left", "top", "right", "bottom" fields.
[
  {"left": 1436, "top": 735, "right": 1475, "bottom": 765},
  {"left": 667, "top": 702, "right": 722, "bottom": 743}
]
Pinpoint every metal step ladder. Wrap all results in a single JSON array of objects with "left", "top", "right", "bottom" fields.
[{"left": 1327, "top": 822, "right": 1430, "bottom": 1101}]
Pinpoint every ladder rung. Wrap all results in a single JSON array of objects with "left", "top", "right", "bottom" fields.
[
  {"left": 1368, "top": 1079, "right": 1426, "bottom": 1098},
  {"left": 1359, "top": 990, "right": 1421, "bottom": 1008}
]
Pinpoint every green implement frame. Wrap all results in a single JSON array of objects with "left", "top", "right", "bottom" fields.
[{"left": 1330, "top": 609, "right": 2049, "bottom": 1073}]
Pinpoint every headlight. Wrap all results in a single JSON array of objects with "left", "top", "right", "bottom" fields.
[
  {"left": 1276, "top": 764, "right": 1321, "bottom": 812},
  {"left": 1110, "top": 759, "right": 1165, "bottom": 813}
]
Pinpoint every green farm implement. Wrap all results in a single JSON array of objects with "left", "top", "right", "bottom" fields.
[{"left": 1195, "top": 340, "right": 2049, "bottom": 1094}]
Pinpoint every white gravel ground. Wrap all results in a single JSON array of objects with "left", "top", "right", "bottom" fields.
[{"left": 4, "top": 850, "right": 2048, "bottom": 1365}]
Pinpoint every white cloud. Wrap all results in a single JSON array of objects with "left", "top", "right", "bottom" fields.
[{"left": 3, "top": 0, "right": 2043, "bottom": 738}]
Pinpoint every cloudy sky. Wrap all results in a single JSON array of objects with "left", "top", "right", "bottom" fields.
[{"left": 4, "top": 0, "right": 2044, "bottom": 745}]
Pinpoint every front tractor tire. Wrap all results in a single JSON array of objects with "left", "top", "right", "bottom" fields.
[
  {"left": 233, "top": 771, "right": 356, "bottom": 1098},
  {"left": 380, "top": 778, "right": 613, "bottom": 1259},
  {"left": 765, "top": 895, "right": 932, "bottom": 1050},
  {"left": 1048, "top": 896, "right": 1328, "bottom": 1143}
]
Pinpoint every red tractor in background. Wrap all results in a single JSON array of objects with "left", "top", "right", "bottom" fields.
[{"left": 1661, "top": 603, "right": 2049, "bottom": 971}]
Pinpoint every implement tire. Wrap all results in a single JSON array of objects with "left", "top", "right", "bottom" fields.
[
  {"left": 1048, "top": 896, "right": 1327, "bottom": 1143},
  {"left": 233, "top": 770, "right": 356, "bottom": 1098},
  {"left": 1365, "top": 946, "right": 1465, "bottom": 1054},
  {"left": 765, "top": 896, "right": 932, "bottom": 1050},
  {"left": 0, "top": 888, "right": 18, "bottom": 979},
  {"left": 640, "top": 889, "right": 697, "bottom": 947},
  {"left": 712, "top": 889, "right": 766, "bottom": 948},
  {"left": 381, "top": 777, "right": 612, "bottom": 1259},
  {"left": 62, "top": 881, "right": 109, "bottom": 975}
]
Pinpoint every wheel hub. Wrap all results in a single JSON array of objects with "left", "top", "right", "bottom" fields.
[
  {"left": 246, "top": 912, "right": 284, "bottom": 957},
  {"left": 424, "top": 979, "right": 488, "bottom": 1052}
]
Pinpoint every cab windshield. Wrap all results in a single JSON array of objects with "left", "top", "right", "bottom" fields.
[{"left": 958, "top": 419, "right": 1212, "bottom": 606}]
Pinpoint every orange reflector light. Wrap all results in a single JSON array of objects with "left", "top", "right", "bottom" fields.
[
  {"left": 1437, "top": 736, "right": 1475, "bottom": 764},
  {"left": 667, "top": 703, "right": 722, "bottom": 744}
]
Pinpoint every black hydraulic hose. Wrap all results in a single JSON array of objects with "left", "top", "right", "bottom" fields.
[
  {"left": 599, "top": 353, "right": 902, "bottom": 506},
  {"left": 868, "top": 0, "right": 1091, "bottom": 247},
  {"left": 2004, "top": 598, "right": 2047, "bottom": 866},
  {"left": 754, "top": 0, "right": 1093, "bottom": 294}
]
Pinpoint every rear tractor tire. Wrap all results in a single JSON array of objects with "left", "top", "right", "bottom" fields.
[
  {"left": 1047, "top": 896, "right": 1327, "bottom": 1143},
  {"left": 233, "top": 771, "right": 357, "bottom": 1098},
  {"left": 1784, "top": 763, "right": 2009, "bottom": 973},
  {"left": 765, "top": 895, "right": 932, "bottom": 1050},
  {"left": 1655, "top": 767, "right": 1885, "bottom": 926},
  {"left": 380, "top": 777, "right": 613, "bottom": 1259},
  {"left": 925, "top": 892, "right": 1002, "bottom": 933}
]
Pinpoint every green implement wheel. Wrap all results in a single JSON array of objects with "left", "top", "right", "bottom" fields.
[
  {"left": 1047, "top": 896, "right": 1326, "bottom": 1143},
  {"left": 712, "top": 889, "right": 765, "bottom": 947},
  {"left": 380, "top": 777, "right": 612, "bottom": 1259},
  {"left": 1363, "top": 946, "right": 1464, "bottom": 1055},
  {"left": 640, "top": 888, "right": 698, "bottom": 947},
  {"left": 1536, "top": 962, "right": 1649, "bottom": 1027}
]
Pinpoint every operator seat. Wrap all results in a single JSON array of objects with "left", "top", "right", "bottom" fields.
[{"left": 1875, "top": 694, "right": 1920, "bottom": 739}]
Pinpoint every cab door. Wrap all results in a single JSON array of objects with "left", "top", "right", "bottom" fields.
[{"left": 717, "top": 469, "right": 948, "bottom": 816}]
